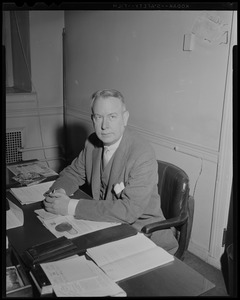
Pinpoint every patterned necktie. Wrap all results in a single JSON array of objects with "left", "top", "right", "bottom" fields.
[{"left": 103, "top": 147, "right": 110, "bottom": 169}]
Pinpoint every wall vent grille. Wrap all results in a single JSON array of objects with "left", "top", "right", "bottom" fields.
[{"left": 6, "top": 131, "right": 23, "bottom": 164}]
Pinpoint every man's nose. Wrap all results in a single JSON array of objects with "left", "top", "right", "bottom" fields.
[{"left": 101, "top": 116, "right": 109, "bottom": 129}]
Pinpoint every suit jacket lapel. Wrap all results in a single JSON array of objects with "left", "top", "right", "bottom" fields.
[
  {"left": 91, "top": 146, "right": 103, "bottom": 200},
  {"left": 107, "top": 130, "right": 130, "bottom": 194}
]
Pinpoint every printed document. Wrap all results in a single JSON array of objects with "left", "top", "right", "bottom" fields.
[
  {"left": 87, "top": 233, "right": 174, "bottom": 282},
  {"left": 40, "top": 255, "right": 126, "bottom": 297},
  {"left": 10, "top": 181, "right": 55, "bottom": 205},
  {"left": 6, "top": 199, "right": 24, "bottom": 229},
  {"left": 36, "top": 212, "right": 120, "bottom": 239}
]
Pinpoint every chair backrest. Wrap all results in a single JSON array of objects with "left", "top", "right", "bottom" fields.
[
  {"left": 141, "top": 160, "right": 193, "bottom": 259},
  {"left": 157, "top": 160, "right": 190, "bottom": 229}
]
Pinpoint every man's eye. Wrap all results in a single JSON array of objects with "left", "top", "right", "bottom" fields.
[{"left": 109, "top": 115, "right": 117, "bottom": 120}]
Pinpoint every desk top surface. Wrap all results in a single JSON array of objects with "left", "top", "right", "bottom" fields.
[{"left": 6, "top": 164, "right": 215, "bottom": 297}]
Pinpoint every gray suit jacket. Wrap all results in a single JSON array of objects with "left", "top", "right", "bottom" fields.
[{"left": 52, "top": 127, "right": 165, "bottom": 231}]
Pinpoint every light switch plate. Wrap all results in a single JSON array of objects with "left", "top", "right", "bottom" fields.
[{"left": 183, "top": 33, "right": 195, "bottom": 51}]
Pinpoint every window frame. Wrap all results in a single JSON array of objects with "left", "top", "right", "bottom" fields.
[{"left": 3, "top": 11, "right": 32, "bottom": 94}]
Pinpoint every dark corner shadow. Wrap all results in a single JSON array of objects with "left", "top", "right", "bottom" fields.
[
  {"left": 56, "top": 121, "right": 90, "bottom": 168},
  {"left": 220, "top": 248, "right": 229, "bottom": 295},
  {"left": 220, "top": 185, "right": 236, "bottom": 297},
  {"left": 56, "top": 122, "right": 92, "bottom": 195}
]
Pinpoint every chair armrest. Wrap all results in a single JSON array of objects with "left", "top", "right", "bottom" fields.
[{"left": 141, "top": 212, "right": 188, "bottom": 234}]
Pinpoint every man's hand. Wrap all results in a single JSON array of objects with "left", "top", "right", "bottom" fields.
[{"left": 43, "top": 189, "right": 70, "bottom": 216}]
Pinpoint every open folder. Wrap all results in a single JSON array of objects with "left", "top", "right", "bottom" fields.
[{"left": 87, "top": 233, "right": 174, "bottom": 282}]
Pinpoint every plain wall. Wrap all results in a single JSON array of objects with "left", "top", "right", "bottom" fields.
[{"left": 64, "top": 11, "right": 231, "bottom": 150}]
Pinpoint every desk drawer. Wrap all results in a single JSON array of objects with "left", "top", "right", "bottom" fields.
[{"left": 6, "top": 265, "right": 32, "bottom": 298}]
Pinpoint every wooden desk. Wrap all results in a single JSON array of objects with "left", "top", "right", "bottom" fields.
[{"left": 6, "top": 164, "right": 215, "bottom": 296}]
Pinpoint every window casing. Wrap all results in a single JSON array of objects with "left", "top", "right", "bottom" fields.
[{"left": 3, "top": 11, "right": 32, "bottom": 93}]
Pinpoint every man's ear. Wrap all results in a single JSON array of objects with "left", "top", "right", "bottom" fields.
[
  {"left": 123, "top": 110, "right": 129, "bottom": 126},
  {"left": 91, "top": 114, "right": 95, "bottom": 128}
]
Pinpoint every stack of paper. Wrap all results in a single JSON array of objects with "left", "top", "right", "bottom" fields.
[
  {"left": 39, "top": 255, "right": 126, "bottom": 297},
  {"left": 10, "top": 181, "right": 55, "bottom": 205},
  {"left": 87, "top": 233, "right": 174, "bottom": 282}
]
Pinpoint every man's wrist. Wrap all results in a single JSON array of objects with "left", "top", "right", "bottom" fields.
[{"left": 68, "top": 199, "right": 79, "bottom": 215}]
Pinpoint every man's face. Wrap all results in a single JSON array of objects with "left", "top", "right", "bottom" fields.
[{"left": 91, "top": 96, "right": 129, "bottom": 145}]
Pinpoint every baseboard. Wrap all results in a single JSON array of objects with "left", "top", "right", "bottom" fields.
[
  {"left": 188, "top": 241, "right": 209, "bottom": 262},
  {"left": 206, "top": 256, "right": 221, "bottom": 270},
  {"left": 188, "top": 241, "right": 221, "bottom": 270}
]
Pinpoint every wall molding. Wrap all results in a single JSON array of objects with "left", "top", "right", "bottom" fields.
[
  {"left": 66, "top": 105, "right": 219, "bottom": 163},
  {"left": 6, "top": 92, "right": 37, "bottom": 103},
  {"left": 6, "top": 106, "right": 64, "bottom": 118},
  {"left": 18, "top": 144, "right": 61, "bottom": 153}
]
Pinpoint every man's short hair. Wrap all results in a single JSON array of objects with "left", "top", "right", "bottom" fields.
[{"left": 91, "top": 89, "right": 126, "bottom": 112}]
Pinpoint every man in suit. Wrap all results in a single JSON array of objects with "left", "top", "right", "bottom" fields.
[{"left": 44, "top": 89, "right": 178, "bottom": 254}]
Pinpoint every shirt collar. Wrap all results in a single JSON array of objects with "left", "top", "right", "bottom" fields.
[{"left": 104, "top": 136, "right": 123, "bottom": 152}]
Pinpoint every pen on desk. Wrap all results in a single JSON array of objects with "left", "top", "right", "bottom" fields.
[
  {"left": 44, "top": 189, "right": 55, "bottom": 197},
  {"left": 50, "top": 189, "right": 56, "bottom": 195}
]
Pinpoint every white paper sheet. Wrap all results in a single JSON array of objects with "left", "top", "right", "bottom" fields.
[
  {"left": 10, "top": 181, "right": 55, "bottom": 205},
  {"left": 6, "top": 199, "right": 24, "bottom": 229},
  {"left": 37, "top": 213, "right": 120, "bottom": 239},
  {"left": 41, "top": 256, "right": 126, "bottom": 297}
]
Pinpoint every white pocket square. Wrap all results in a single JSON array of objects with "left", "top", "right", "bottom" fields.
[{"left": 114, "top": 182, "right": 125, "bottom": 195}]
